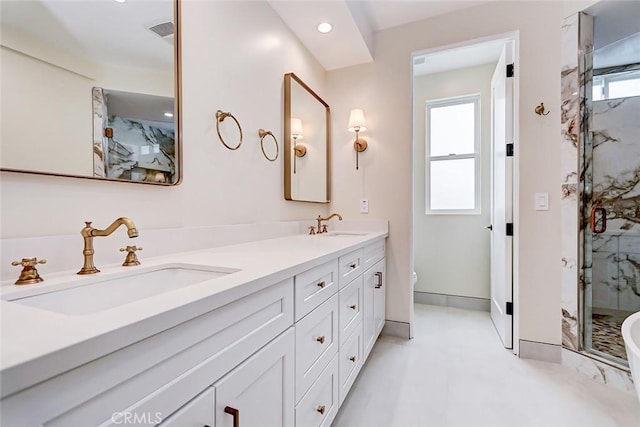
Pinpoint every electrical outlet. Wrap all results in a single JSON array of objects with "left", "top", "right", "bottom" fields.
[{"left": 359, "top": 198, "right": 369, "bottom": 214}]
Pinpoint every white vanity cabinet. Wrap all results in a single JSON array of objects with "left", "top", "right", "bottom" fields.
[
  {"left": 0, "top": 279, "right": 294, "bottom": 427},
  {"left": 0, "top": 233, "right": 387, "bottom": 427}
]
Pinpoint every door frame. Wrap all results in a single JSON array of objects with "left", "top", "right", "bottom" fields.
[{"left": 410, "top": 31, "right": 520, "bottom": 354}]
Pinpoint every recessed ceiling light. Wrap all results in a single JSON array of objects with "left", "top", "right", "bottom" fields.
[
  {"left": 114, "top": 0, "right": 127, "bottom": 3},
  {"left": 317, "top": 23, "right": 333, "bottom": 34},
  {"left": 164, "top": 112, "right": 174, "bottom": 118}
]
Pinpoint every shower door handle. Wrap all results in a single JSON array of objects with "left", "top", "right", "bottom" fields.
[
  {"left": 484, "top": 225, "right": 493, "bottom": 231},
  {"left": 590, "top": 206, "right": 607, "bottom": 234}
]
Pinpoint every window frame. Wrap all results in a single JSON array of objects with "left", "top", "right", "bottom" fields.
[
  {"left": 593, "top": 69, "right": 640, "bottom": 100},
  {"left": 425, "top": 94, "right": 481, "bottom": 215}
]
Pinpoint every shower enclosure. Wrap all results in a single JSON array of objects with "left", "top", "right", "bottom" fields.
[{"left": 580, "top": 2, "right": 640, "bottom": 364}]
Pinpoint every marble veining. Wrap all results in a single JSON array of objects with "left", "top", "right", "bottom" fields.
[
  {"left": 560, "top": 13, "right": 584, "bottom": 353},
  {"left": 562, "top": 349, "right": 635, "bottom": 394},
  {"left": 105, "top": 116, "right": 176, "bottom": 183},
  {"left": 92, "top": 87, "right": 107, "bottom": 178}
]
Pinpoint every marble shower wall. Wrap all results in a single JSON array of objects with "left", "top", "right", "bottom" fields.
[
  {"left": 591, "top": 96, "right": 640, "bottom": 312},
  {"left": 560, "top": 12, "right": 635, "bottom": 392},
  {"left": 560, "top": 12, "right": 590, "bottom": 352}
]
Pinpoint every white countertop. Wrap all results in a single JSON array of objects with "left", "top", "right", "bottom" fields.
[{"left": 0, "top": 230, "right": 387, "bottom": 398}]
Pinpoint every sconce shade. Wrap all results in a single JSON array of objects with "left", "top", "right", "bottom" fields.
[
  {"left": 291, "top": 118, "right": 304, "bottom": 139},
  {"left": 348, "top": 109, "right": 367, "bottom": 132}
]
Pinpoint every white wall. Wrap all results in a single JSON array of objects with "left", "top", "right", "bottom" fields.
[
  {"left": 413, "top": 63, "right": 495, "bottom": 299},
  {"left": 0, "top": 1, "right": 329, "bottom": 239},
  {"left": 327, "top": 1, "right": 596, "bottom": 344}
]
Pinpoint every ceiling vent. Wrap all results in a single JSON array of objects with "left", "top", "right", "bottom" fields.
[{"left": 147, "top": 21, "right": 174, "bottom": 44}]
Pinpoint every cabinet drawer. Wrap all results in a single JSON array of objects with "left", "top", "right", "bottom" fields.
[
  {"left": 339, "top": 327, "right": 363, "bottom": 407},
  {"left": 160, "top": 387, "right": 214, "bottom": 427},
  {"left": 295, "top": 259, "right": 339, "bottom": 321},
  {"left": 295, "top": 355, "right": 339, "bottom": 427},
  {"left": 363, "top": 239, "right": 385, "bottom": 270},
  {"left": 295, "top": 294, "right": 338, "bottom": 403},
  {"left": 339, "top": 276, "right": 363, "bottom": 346},
  {"left": 338, "top": 248, "right": 364, "bottom": 288}
]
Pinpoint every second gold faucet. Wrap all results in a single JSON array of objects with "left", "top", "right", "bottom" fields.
[{"left": 315, "top": 213, "right": 343, "bottom": 234}]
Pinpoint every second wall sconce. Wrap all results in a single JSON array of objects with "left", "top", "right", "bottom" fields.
[
  {"left": 291, "top": 117, "right": 307, "bottom": 173},
  {"left": 348, "top": 109, "right": 368, "bottom": 170}
]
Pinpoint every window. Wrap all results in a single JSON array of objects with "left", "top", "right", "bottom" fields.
[
  {"left": 425, "top": 95, "right": 480, "bottom": 214},
  {"left": 592, "top": 69, "right": 640, "bottom": 100}
]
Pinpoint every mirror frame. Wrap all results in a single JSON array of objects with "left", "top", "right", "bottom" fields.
[
  {"left": 0, "top": 0, "right": 183, "bottom": 186},
  {"left": 283, "top": 72, "right": 331, "bottom": 202}
]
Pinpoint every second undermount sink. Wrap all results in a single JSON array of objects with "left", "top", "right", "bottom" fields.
[{"left": 8, "top": 264, "right": 239, "bottom": 316}]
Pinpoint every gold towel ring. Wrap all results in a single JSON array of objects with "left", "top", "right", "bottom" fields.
[
  {"left": 258, "top": 129, "right": 279, "bottom": 162},
  {"left": 216, "top": 110, "right": 243, "bottom": 150}
]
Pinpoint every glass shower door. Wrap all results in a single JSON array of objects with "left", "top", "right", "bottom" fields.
[{"left": 583, "top": 55, "right": 640, "bottom": 363}]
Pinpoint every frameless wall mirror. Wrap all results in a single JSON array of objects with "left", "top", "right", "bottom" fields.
[
  {"left": 284, "top": 73, "right": 330, "bottom": 203},
  {"left": 0, "top": 0, "right": 181, "bottom": 185}
]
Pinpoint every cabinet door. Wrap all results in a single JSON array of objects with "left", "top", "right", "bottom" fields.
[
  {"left": 363, "top": 259, "right": 386, "bottom": 360},
  {"left": 373, "top": 260, "right": 386, "bottom": 337},
  {"left": 214, "top": 328, "right": 294, "bottom": 427}
]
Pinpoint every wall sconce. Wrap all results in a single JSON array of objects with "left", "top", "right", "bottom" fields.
[
  {"left": 291, "top": 117, "right": 306, "bottom": 174},
  {"left": 348, "top": 109, "right": 368, "bottom": 170}
]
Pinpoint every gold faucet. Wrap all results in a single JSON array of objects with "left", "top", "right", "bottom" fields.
[
  {"left": 78, "top": 217, "right": 138, "bottom": 275},
  {"left": 316, "top": 213, "right": 343, "bottom": 234}
]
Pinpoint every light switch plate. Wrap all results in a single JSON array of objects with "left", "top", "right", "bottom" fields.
[
  {"left": 535, "top": 193, "right": 549, "bottom": 211},
  {"left": 359, "top": 198, "right": 369, "bottom": 214}
]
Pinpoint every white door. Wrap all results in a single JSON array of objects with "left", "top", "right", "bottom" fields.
[
  {"left": 489, "top": 42, "right": 514, "bottom": 349},
  {"left": 214, "top": 328, "right": 295, "bottom": 427}
]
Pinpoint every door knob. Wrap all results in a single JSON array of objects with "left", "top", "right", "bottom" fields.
[{"left": 484, "top": 225, "right": 493, "bottom": 230}]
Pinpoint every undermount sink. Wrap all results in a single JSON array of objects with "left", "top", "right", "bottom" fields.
[
  {"left": 321, "top": 232, "right": 368, "bottom": 237},
  {"left": 8, "top": 264, "right": 239, "bottom": 316}
]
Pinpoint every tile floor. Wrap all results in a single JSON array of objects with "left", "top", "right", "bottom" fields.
[
  {"left": 592, "top": 313, "right": 628, "bottom": 361},
  {"left": 333, "top": 304, "right": 640, "bottom": 427}
]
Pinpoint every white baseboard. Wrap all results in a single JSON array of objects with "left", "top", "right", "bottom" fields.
[
  {"left": 519, "top": 340, "right": 562, "bottom": 363},
  {"left": 382, "top": 320, "right": 410, "bottom": 338},
  {"left": 414, "top": 291, "right": 490, "bottom": 312}
]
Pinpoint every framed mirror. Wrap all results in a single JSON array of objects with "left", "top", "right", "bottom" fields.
[
  {"left": 0, "top": 0, "right": 181, "bottom": 185},
  {"left": 284, "top": 73, "right": 330, "bottom": 203}
]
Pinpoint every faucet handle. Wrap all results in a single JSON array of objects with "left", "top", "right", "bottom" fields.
[
  {"left": 11, "top": 257, "right": 46, "bottom": 285},
  {"left": 321, "top": 224, "right": 328, "bottom": 233},
  {"left": 120, "top": 245, "right": 143, "bottom": 267},
  {"left": 308, "top": 226, "right": 317, "bottom": 235}
]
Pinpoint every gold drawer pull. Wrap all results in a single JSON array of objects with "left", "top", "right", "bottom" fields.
[
  {"left": 375, "top": 271, "right": 383, "bottom": 289},
  {"left": 349, "top": 356, "right": 356, "bottom": 362},
  {"left": 317, "top": 281, "right": 326, "bottom": 288},
  {"left": 316, "top": 405, "right": 326, "bottom": 415},
  {"left": 349, "top": 304, "right": 357, "bottom": 310},
  {"left": 316, "top": 336, "right": 325, "bottom": 344},
  {"left": 349, "top": 263, "right": 357, "bottom": 269}
]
